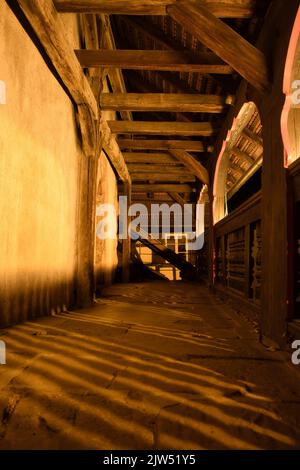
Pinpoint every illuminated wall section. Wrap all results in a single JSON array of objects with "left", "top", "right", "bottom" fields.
[{"left": 0, "top": 2, "right": 83, "bottom": 325}]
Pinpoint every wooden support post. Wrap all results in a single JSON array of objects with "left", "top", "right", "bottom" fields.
[
  {"left": 122, "top": 181, "right": 131, "bottom": 283},
  {"left": 261, "top": 105, "right": 288, "bottom": 345}
]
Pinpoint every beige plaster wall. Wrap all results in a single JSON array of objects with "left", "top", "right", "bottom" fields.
[{"left": 0, "top": 2, "right": 83, "bottom": 325}]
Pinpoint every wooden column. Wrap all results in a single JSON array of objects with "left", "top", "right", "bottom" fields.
[
  {"left": 256, "top": 0, "right": 299, "bottom": 345},
  {"left": 122, "top": 181, "right": 132, "bottom": 283},
  {"left": 260, "top": 103, "right": 288, "bottom": 345},
  {"left": 76, "top": 149, "right": 99, "bottom": 307}
]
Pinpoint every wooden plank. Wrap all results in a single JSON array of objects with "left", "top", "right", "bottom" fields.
[
  {"left": 170, "top": 150, "right": 209, "bottom": 185},
  {"left": 167, "top": 3, "right": 270, "bottom": 92},
  {"left": 132, "top": 184, "right": 194, "bottom": 193},
  {"left": 131, "top": 173, "right": 196, "bottom": 182},
  {"left": 100, "top": 93, "right": 226, "bottom": 113},
  {"left": 75, "top": 49, "right": 233, "bottom": 74},
  {"left": 108, "top": 121, "right": 218, "bottom": 136},
  {"left": 124, "top": 152, "right": 179, "bottom": 164},
  {"left": 119, "top": 139, "right": 205, "bottom": 152},
  {"left": 54, "top": 1, "right": 265, "bottom": 18}
]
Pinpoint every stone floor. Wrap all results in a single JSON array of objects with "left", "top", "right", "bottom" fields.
[{"left": 0, "top": 281, "right": 300, "bottom": 450}]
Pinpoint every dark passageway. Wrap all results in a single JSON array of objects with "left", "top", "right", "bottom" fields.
[{"left": 1, "top": 0, "right": 300, "bottom": 453}]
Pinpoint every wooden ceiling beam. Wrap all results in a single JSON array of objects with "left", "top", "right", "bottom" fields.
[
  {"left": 167, "top": 3, "right": 270, "bottom": 92},
  {"left": 123, "top": 70, "right": 197, "bottom": 123},
  {"left": 128, "top": 164, "right": 184, "bottom": 172},
  {"left": 119, "top": 139, "right": 205, "bottom": 152},
  {"left": 132, "top": 184, "right": 194, "bottom": 193},
  {"left": 100, "top": 93, "right": 226, "bottom": 113},
  {"left": 75, "top": 49, "right": 233, "bottom": 74},
  {"left": 54, "top": 1, "right": 266, "bottom": 18},
  {"left": 170, "top": 150, "right": 209, "bottom": 185},
  {"left": 131, "top": 173, "right": 196, "bottom": 182},
  {"left": 121, "top": 17, "right": 233, "bottom": 93},
  {"left": 124, "top": 152, "right": 179, "bottom": 164},
  {"left": 109, "top": 121, "right": 218, "bottom": 136}
]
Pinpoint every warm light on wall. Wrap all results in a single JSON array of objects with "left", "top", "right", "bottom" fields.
[{"left": 281, "top": 6, "right": 300, "bottom": 167}]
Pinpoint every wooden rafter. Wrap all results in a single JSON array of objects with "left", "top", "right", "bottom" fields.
[
  {"left": 100, "top": 93, "right": 226, "bottom": 113},
  {"left": 54, "top": 1, "right": 267, "bottom": 18},
  {"left": 124, "top": 153, "right": 179, "bottom": 164},
  {"left": 132, "top": 184, "right": 194, "bottom": 193},
  {"left": 75, "top": 49, "right": 233, "bottom": 74},
  {"left": 119, "top": 15, "right": 231, "bottom": 92},
  {"left": 118, "top": 139, "right": 205, "bottom": 152},
  {"left": 108, "top": 121, "right": 218, "bottom": 136},
  {"left": 128, "top": 164, "right": 185, "bottom": 173},
  {"left": 167, "top": 3, "right": 270, "bottom": 92},
  {"left": 131, "top": 174, "right": 196, "bottom": 182}
]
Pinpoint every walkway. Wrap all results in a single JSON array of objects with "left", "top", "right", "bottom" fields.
[{"left": 0, "top": 281, "right": 300, "bottom": 449}]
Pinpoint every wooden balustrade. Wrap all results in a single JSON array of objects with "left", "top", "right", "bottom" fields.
[{"left": 214, "top": 191, "right": 261, "bottom": 306}]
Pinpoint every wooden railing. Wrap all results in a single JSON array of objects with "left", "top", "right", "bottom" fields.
[{"left": 214, "top": 191, "right": 262, "bottom": 305}]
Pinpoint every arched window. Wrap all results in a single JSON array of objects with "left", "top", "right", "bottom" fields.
[
  {"left": 213, "top": 102, "right": 263, "bottom": 224},
  {"left": 281, "top": 6, "right": 300, "bottom": 167}
]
